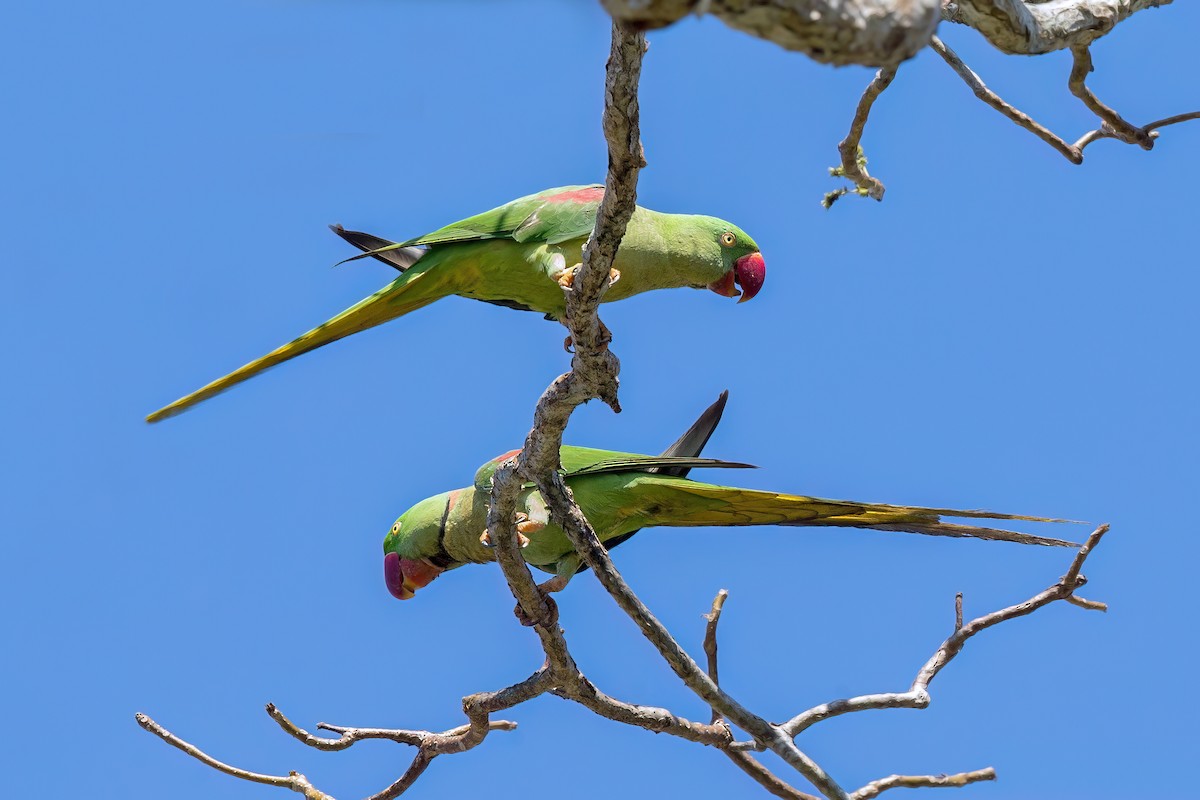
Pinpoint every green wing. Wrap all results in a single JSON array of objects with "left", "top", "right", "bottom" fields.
[
  {"left": 564, "top": 452, "right": 754, "bottom": 478},
  {"left": 339, "top": 186, "right": 604, "bottom": 267},
  {"left": 471, "top": 446, "right": 751, "bottom": 492},
  {"left": 404, "top": 185, "right": 602, "bottom": 247}
]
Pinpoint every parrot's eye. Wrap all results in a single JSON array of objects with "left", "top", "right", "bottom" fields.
[
  {"left": 720, "top": 232, "right": 736, "bottom": 247},
  {"left": 390, "top": 521, "right": 402, "bottom": 536}
]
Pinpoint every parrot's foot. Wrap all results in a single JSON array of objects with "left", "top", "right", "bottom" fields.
[
  {"left": 513, "top": 576, "right": 570, "bottom": 627},
  {"left": 555, "top": 265, "right": 621, "bottom": 291},
  {"left": 515, "top": 512, "right": 546, "bottom": 536},
  {"left": 556, "top": 265, "right": 579, "bottom": 290},
  {"left": 479, "top": 529, "right": 530, "bottom": 549}
]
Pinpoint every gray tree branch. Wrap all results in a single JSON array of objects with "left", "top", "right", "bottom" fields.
[
  {"left": 596, "top": 2, "right": 1191, "bottom": 203},
  {"left": 602, "top": 0, "right": 939, "bottom": 66},
  {"left": 930, "top": 35, "right": 1084, "bottom": 163},
  {"left": 825, "top": 66, "right": 897, "bottom": 206},
  {"left": 944, "top": 0, "right": 1172, "bottom": 55}
]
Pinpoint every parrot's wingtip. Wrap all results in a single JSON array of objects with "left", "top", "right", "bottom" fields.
[{"left": 329, "top": 223, "right": 345, "bottom": 233}]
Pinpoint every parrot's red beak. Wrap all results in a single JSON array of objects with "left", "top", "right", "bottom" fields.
[
  {"left": 707, "top": 252, "right": 766, "bottom": 303},
  {"left": 733, "top": 252, "right": 765, "bottom": 303},
  {"left": 384, "top": 552, "right": 443, "bottom": 600}
]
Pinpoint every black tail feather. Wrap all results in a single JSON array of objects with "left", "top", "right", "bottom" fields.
[{"left": 329, "top": 224, "right": 425, "bottom": 272}]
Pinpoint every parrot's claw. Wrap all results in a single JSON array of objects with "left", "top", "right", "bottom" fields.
[
  {"left": 479, "top": 529, "right": 530, "bottom": 549},
  {"left": 555, "top": 265, "right": 620, "bottom": 291},
  {"left": 515, "top": 512, "right": 546, "bottom": 536},
  {"left": 556, "top": 265, "right": 580, "bottom": 290},
  {"left": 563, "top": 335, "right": 574, "bottom": 353},
  {"left": 513, "top": 576, "right": 569, "bottom": 627}
]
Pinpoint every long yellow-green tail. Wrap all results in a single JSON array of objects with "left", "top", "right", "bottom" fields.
[
  {"left": 146, "top": 266, "right": 444, "bottom": 423},
  {"left": 629, "top": 476, "right": 1078, "bottom": 547}
]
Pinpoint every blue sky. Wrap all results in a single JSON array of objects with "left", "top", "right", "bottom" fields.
[{"left": 4, "top": 2, "right": 1197, "bottom": 798}]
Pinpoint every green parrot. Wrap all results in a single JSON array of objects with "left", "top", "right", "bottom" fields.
[
  {"left": 382, "top": 395, "right": 1077, "bottom": 600},
  {"left": 146, "top": 185, "right": 765, "bottom": 423}
]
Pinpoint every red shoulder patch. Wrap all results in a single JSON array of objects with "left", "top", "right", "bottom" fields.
[
  {"left": 491, "top": 448, "right": 522, "bottom": 464},
  {"left": 543, "top": 186, "right": 604, "bottom": 205}
]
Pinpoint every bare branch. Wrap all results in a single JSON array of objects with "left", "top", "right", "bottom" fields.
[
  {"left": 701, "top": 590, "right": 822, "bottom": 800},
  {"left": 945, "top": 0, "right": 1173, "bottom": 55},
  {"left": 136, "top": 712, "right": 332, "bottom": 799},
  {"left": 1068, "top": 46, "right": 1154, "bottom": 148},
  {"left": 365, "top": 753, "right": 434, "bottom": 800},
  {"left": 827, "top": 67, "right": 896, "bottom": 206},
  {"left": 782, "top": 525, "right": 1111, "bottom": 738},
  {"left": 931, "top": 36, "right": 1195, "bottom": 165},
  {"left": 1076, "top": 110, "right": 1200, "bottom": 152},
  {"left": 930, "top": 35, "right": 1083, "bottom": 164},
  {"left": 487, "top": 20, "right": 645, "bottom": 629},
  {"left": 725, "top": 749, "right": 824, "bottom": 800},
  {"left": 703, "top": 588, "right": 729, "bottom": 719},
  {"left": 850, "top": 768, "right": 997, "bottom": 800},
  {"left": 266, "top": 704, "right": 517, "bottom": 751},
  {"left": 1067, "top": 594, "right": 1109, "bottom": 612},
  {"left": 602, "top": 0, "right": 939, "bottom": 67},
  {"left": 1145, "top": 111, "right": 1200, "bottom": 131},
  {"left": 554, "top": 669, "right": 734, "bottom": 744},
  {"left": 139, "top": 667, "right": 548, "bottom": 799}
]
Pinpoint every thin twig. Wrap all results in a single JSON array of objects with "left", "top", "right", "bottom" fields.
[
  {"left": 703, "top": 589, "right": 729, "bottom": 722},
  {"left": 850, "top": 768, "right": 997, "bottom": 800},
  {"left": 136, "top": 713, "right": 331, "bottom": 799},
  {"left": 1067, "top": 594, "right": 1109, "bottom": 612},
  {"left": 1145, "top": 111, "right": 1200, "bottom": 131},
  {"left": 1069, "top": 46, "right": 1154, "bottom": 149},
  {"left": 266, "top": 703, "right": 518, "bottom": 751},
  {"left": 702, "top": 590, "right": 821, "bottom": 800},
  {"left": 139, "top": 669, "right": 548, "bottom": 799},
  {"left": 1076, "top": 110, "right": 1200, "bottom": 151},
  {"left": 954, "top": 592, "right": 963, "bottom": 632},
  {"left": 930, "top": 35, "right": 1083, "bottom": 164},
  {"left": 827, "top": 66, "right": 897, "bottom": 205}
]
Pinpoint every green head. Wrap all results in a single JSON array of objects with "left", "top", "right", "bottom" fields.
[
  {"left": 685, "top": 216, "right": 766, "bottom": 303},
  {"left": 382, "top": 491, "right": 452, "bottom": 600}
]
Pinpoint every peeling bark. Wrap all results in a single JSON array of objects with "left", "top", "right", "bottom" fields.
[
  {"left": 946, "top": 0, "right": 1173, "bottom": 55},
  {"left": 602, "top": 0, "right": 939, "bottom": 66}
]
